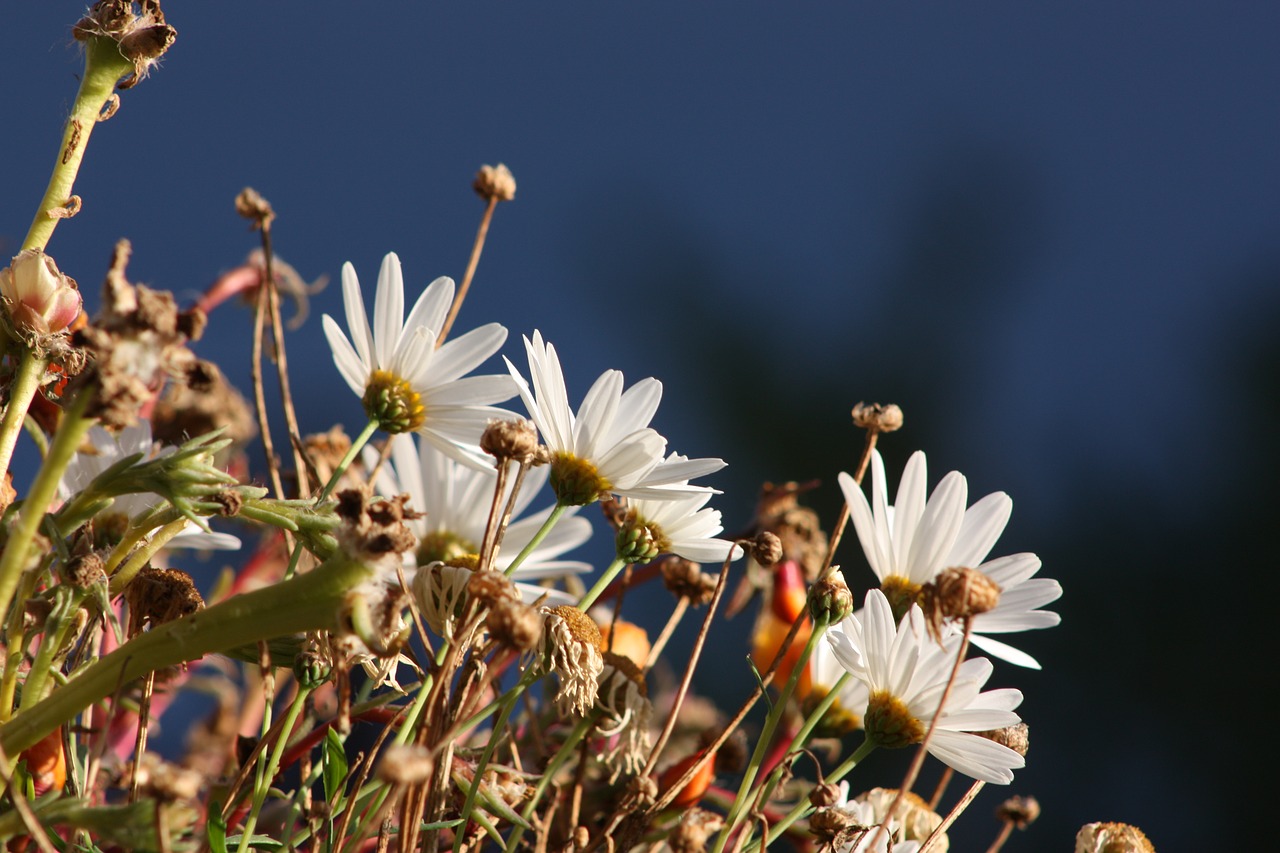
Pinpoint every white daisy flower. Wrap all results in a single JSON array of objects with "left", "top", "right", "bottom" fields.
[
  {"left": 614, "top": 487, "right": 743, "bottom": 564},
  {"left": 838, "top": 450, "right": 1061, "bottom": 669},
  {"left": 805, "top": 614, "right": 872, "bottom": 736},
  {"left": 58, "top": 423, "right": 240, "bottom": 551},
  {"left": 504, "top": 331, "right": 725, "bottom": 505},
  {"left": 827, "top": 589, "right": 1026, "bottom": 785},
  {"left": 368, "top": 433, "right": 592, "bottom": 605},
  {"left": 321, "top": 251, "right": 517, "bottom": 468}
]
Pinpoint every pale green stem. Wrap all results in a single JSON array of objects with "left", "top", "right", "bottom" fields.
[
  {"left": 0, "top": 548, "right": 375, "bottom": 755},
  {"left": 502, "top": 713, "right": 597, "bottom": 853},
  {"left": 0, "top": 570, "right": 46, "bottom": 722},
  {"left": 17, "top": 586, "right": 87, "bottom": 714},
  {"left": 107, "top": 517, "right": 189, "bottom": 595},
  {"left": 23, "top": 35, "right": 134, "bottom": 252},
  {"left": 748, "top": 736, "right": 877, "bottom": 852},
  {"left": 502, "top": 503, "right": 569, "bottom": 578},
  {"left": 237, "top": 686, "right": 312, "bottom": 853},
  {"left": 715, "top": 614, "right": 830, "bottom": 853},
  {"left": 0, "top": 393, "right": 94, "bottom": 649},
  {"left": 454, "top": 667, "right": 539, "bottom": 853},
  {"left": 575, "top": 556, "right": 627, "bottom": 611},
  {"left": 789, "top": 671, "right": 853, "bottom": 751},
  {"left": 0, "top": 351, "right": 46, "bottom": 481}
]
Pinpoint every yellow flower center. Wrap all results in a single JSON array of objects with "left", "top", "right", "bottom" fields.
[
  {"left": 864, "top": 689, "right": 925, "bottom": 749},
  {"left": 549, "top": 452, "right": 612, "bottom": 506},
  {"left": 417, "top": 531, "right": 478, "bottom": 566},
  {"left": 881, "top": 575, "right": 923, "bottom": 623},
  {"left": 362, "top": 370, "right": 425, "bottom": 434}
]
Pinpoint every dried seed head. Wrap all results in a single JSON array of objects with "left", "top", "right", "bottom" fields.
[
  {"left": 303, "top": 426, "right": 352, "bottom": 485},
  {"left": 851, "top": 401, "right": 904, "bottom": 434},
  {"left": 1, "top": 250, "right": 82, "bottom": 343},
  {"left": 132, "top": 752, "right": 202, "bottom": 802},
  {"left": 1074, "top": 822, "right": 1156, "bottom": 853},
  {"left": 808, "top": 781, "right": 843, "bottom": 809},
  {"left": 152, "top": 363, "right": 255, "bottom": 449},
  {"left": 979, "top": 722, "right": 1030, "bottom": 757},
  {"left": 479, "top": 417, "right": 539, "bottom": 463},
  {"left": 376, "top": 743, "right": 434, "bottom": 785},
  {"left": 234, "top": 187, "right": 275, "bottom": 229},
  {"left": 124, "top": 566, "right": 203, "bottom": 630},
  {"left": 709, "top": 728, "right": 749, "bottom": 775},
  {"left": 486, "top": 596, "right": 543, "bottom": 652},
  {"left": 996, "top": 795, "right": 1041, "bottom": 829},
  {"left": 808, "top": 807, "right": 861, "bottom": 844},
  {"left": 659, "top": 555, "right": 717, "bottom": 606},
  {"left": 473, "top": 163, "right": 517, "bottom": 202},
  {"left": 620, "top": 773, "right": 658, "bottom": 812},
  {"left": 595, "top": 651, "right": 652, "bottom": 781},
  {"left": 335, "top": 491, "right": 419, "bottom": 562},
  {"left": 467, "top": 570, "right": 519, "bottom": 608},
  {"left": 62, "top": 551, "right": 107, "bottom": 589},
  {"left": 920, "top": 566, "right": 1002, "bottom": 642},
  {"left": 668, "top": 809, "right": 724, "bottom": 853},
  {"left": 808, "top": 570, "right": 854, "bottom": 624},
  {"left": 74, "top": 0, "right": 177, "bottom": 89},
  {"left": 750, "top": 531, "right": 784, "bottom": 567},
  {"left": 540, "top": 605, "right": 604, "bottom": 716}
]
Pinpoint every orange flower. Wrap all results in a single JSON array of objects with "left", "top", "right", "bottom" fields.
[{"left": 658, "top": 749, "right": 716, "bottom": 809}]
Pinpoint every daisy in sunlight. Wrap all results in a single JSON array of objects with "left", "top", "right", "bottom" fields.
[{"left": 321, "top": 251, "right": 516, "bottom": 467}]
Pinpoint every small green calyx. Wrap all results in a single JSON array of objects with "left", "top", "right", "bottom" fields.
[
  {"left": 550, "top": 452, "right": 611, "bottom": 506},
  {"left": 418, "top": 530, "right": 478, "bottom": 566},
  {"left": 864, "top": 689, "right": 924, "bottom": 749},
  {"left": 881, "top": 575, "right": 922, "bottom": 623},
  {"left": 614, "top": 511, "right": 667, "bottom": 565},
  {"left": 362, "top": 370, "right": 425, "bottom": 434}
]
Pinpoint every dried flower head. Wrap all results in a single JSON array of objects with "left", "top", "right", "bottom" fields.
[
  {"left": 480, "top": 417, "right": 540, "bottom": 463},
  {"left": 808, "top": 806, "right": 862, "bottom": 844},
  {"left": 132, "top": 752, "right": 202, "bottom": 802},
  {"left": 474, "top": 163, "right": 517, "bottom": 202},
  {"left": 468, "top": 569, "right": 519, "bottom": 608},
  {"left": 0, "top": 250, "right": 82, "bottom": 345},
  {"left": 124, "top": 566, "right": 203, "bottom": 631},
  {"left": 540, "top": 605, "right": 604, "bottom": 716},
  {"left": 151, "top": 362, "right": 255, "bottom": 449},
  {"left": 74, "top": 0, "right": 177, "bottom": 89},
  {"left": 920, "top": 566, "right": 1002, "bottom": 642},
  {"left": 412, "top": 560, "right": 474, "bottom": 641},
  {"left": 486, "top": 596, "right": 543, "bottom": 652},
  {"left": 1074, "top": 822, "right": 1156, "bottom": 853},
  {"left": 851, "top": 401, "right": 904, "bottom": 434},
  {"left": 376, "top": 743, "right": 434, "bottom": 785},
  {"left": 855, "top": 788, "right": 946, "bottom": 849},
  {"left": 750, "top": 531, "right": 784, "bottom": 567},
  {"left": 668, "top": 809, "right": 724, "bottom": 853},
  {"left": 659, "top": 556, "right": 717, "bottom": 606},
  {"left": 979, "top": 722, "right": 1030, "bottom": 757},
  {"left": 809, "top": 781, "right": 843, "bottom": 809},
  {"left": 595, "top": 651, "right": 652, "bottom": 781},
  {"left": 996, "top": 795, "right": 1040, "bottom": 829}
]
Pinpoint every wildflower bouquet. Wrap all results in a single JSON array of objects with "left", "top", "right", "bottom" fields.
[{"left": 0, "top": 4, "right": 1148, "bottom": 852}]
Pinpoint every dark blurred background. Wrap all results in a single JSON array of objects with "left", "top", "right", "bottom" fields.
[{"left": 5, "top": 3, "right": 1278, "bottom": 849}]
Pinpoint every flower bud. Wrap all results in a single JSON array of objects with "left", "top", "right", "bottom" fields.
[
  {"left": 996, "top": 795, "right": 1040, "bottom": 829},
  {"left": 473, "top": 164, "right": 517, "bottom": 202},
  {"left": 750, "top": 531, "right": 784, "bottom": 567},
  {"left": 808, "top": 571, "right": 854, "bottom": 624},
  {"left": 480, "top": 417, "right": 539, "bottom": 463},
  {"left": 1, "top": 250, "right": 82, "bottom": 339}
]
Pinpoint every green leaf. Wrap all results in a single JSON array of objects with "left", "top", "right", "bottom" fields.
[
  {"left": 206, "top": 806, "right": 229, "bottom": 853},
  {"left": 323, "top": 727, "right": 348, "bottom": 805}
]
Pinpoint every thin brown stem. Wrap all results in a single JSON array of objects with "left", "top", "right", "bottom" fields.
[
  {"left": 439, "top": 197, "right": 498, "bottom": 346},
  {"left": 643, "top": 597, "right": 688, "bottom": 671},
  {"left": 261, "top": 223, "right": 312, "bottom": 498},
  {"left": 866, "top": 617, "right": 974, "bottom": 852},
  {"left": 919, "top": 780, "right": 985, "bottom": 853},
  {"left": 128, "top": 670, "right": 155, "bottom": 803},
  {"left": 928, "top": 766, "right": 954, "bottom": 810},
  {"left": 985, "top": 821, "right": 1015, "bottom": 853},
  {"left": 640, "top": 554, "right": 732, "bottom": 779},
  {"left": 251, "top": 271, "right": 287, "bottom": 503}
]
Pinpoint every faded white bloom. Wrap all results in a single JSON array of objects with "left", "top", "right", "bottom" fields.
[{"left": 0, "top": 249, "right": 81, "bottom": 338}]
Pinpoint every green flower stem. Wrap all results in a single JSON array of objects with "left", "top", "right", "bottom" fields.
[
  {"left": 0, "top": 548, "right": 375, "bottom": 755},
  {"left": 714, "top": 613, "right": 830, "bottom": 853},
  {"left": 502, "top": 503, "right": 569, "bottom": 578},
  {"left": 318, "top": 418, "right": 379, "bottom": 502},
  {"left": 236, "top": 685, "right": 312, "bottom": 853},
  {"left": 107, "top": 516, "right": 189, "bottom": 595},
  {"left": 0, "top": 393, "right": 94, "bottom": 643},
  {"left": 0, "top": 351, "right": 46, "bottom": 481},
  {"left": 789, "top": 671, "right": 852, "bottom": 751},
  {"left": 17, "top": 585, "right": 88, "bottom": 714},
  {"left": 576, "top": 556, "right": 627, "bottom": 611},
  {"left": 747, "top": 736, "right": 877, "bottom": 853},
  {"left": 23, "top": 34, "right": 134, "bottom": 252},
  {"left": 454, "top": 667, "right": 540, "bottom": 853},
  {"left": 0, "top": 569, "right": 46, "bottom": 721},
  {"left": 502, "top": 712, "right": 598, "bottom": 853}
]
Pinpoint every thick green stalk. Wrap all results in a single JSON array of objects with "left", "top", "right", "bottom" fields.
[
  {"left": 0, "top": 548, "right": 374, "bottom": 755},
  {"left": 23, "top": 36, "right": 134, "bottom": 252},
  {"left": 0, "top": 351, "right": 46, "bottom": 480},
  {"left": 0, "top": 393, "right": 94, "bottom": 636},
  {"left": 576, "top": 556, "right": 626, "bottom": 611}
]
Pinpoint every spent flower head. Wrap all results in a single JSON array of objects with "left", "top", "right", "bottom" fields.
[{"left": 0, "top": 250, "right": 81, "bottom": 344}]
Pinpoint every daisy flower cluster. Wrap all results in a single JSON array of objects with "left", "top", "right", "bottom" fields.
[{"left": 0, "top": 18, "right": 1116, "bottom": 847}]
